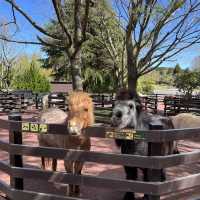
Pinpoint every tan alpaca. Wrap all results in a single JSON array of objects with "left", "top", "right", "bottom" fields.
[
  {"left": 37, "top": 91, "right": 94, "bottom": 196},
  {"left": 171, "top": 113, "right": 200, "bottom": 128}
]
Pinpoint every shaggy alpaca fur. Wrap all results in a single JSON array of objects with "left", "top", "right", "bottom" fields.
[
  {"left": 111, "top": 88, "right": 177, "bottom": 200},
  {"left": 68, "top": 91, "right": 94, "bottom": 128},
  {"left": 171, "top": 113, "right": 200, "bottom": 129},
  {"left": 66, "top": 91, "right": 94, "bottom": 196},
  {"left": 37, "top": 91, "right": 94, "bottom": 196}
]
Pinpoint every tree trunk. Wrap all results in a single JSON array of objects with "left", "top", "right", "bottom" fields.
[
  {"left": 126, "top": 27, "right": 139, "bottom": 97},
  {"left": 113, "top": 63, "right": 120, "bottom": 90},
  {"left": 127, "top": 62, "right": 138, "bottom": 96},
  {"left": 70, "top": 50, "right": 83, "bottom": 91},
  {"left": 126, "top": 41, "right": 138, "bottom": 97}
]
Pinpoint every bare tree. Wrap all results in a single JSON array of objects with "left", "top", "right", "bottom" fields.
[
  {"left": 115, "top": 0, "right": 200, "bottom": 94},
  {"left": 0, "top": 0, "right": 95, "bottom": 90},
  {"left": 95, "top": 6, "right": 127, "bottom": 88},
  {"left": 0, "top": 21, "right": 16, "bottom": 90}
]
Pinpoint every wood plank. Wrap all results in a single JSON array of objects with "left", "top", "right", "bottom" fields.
[
  {"left": 8, "top": 143, "right": 161, "bottom": 169},
  {"left": 8, "top": 120, "right": 200, "bottom": 142},
  {"left": 9, "top": 113, "right": 23, "bottom": 190},
  {"left": 2, "top": 142, "right": 200, "bottom": 169},
  {"left": 0, "top": 119, "right": 8, "bottom": 129},
  {"left": 0, "top": 161, "right": 11, "bottom": 175},
  {"left": 158, "top": 173, "right": 200, "bottom": 195},
  {"left": 11, "top": 189, "right": 86, "bottom": 200},
  {"left": 11, "top": 166, "right": 160, "bottom": 195}
]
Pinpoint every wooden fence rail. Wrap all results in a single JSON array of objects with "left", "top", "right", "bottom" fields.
[
  {"left": 143, "top": 96, "right": 158, "bottom": 114},
  {"left": 90, "top": 93, "right": 114, "bottom": 108},
  {"left": 35, "top": 93, "right": 114, "bottom": 112},
  {"left": 164, "top": 96, "right": 200, "bottom": 116},
  {"left": 0, "top": 114, "right": 200, "bottom": 199},
  {"left": 0, "top": 91, "right": 35, "bottom": 112}
]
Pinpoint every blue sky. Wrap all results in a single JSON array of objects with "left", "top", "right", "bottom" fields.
[
  {"left": 0, "top": 0, "right": 54, "bottom": 55},
  {"left": 0, "top": 0, "right": 200, "bottom": 69}
]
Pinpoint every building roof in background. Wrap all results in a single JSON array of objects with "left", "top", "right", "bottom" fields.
[{"left": 50, "top": 82, "right": 73, "bottom": 93}]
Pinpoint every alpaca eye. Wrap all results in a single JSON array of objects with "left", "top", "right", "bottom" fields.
[
  {"left": 84, "top": 108, "right": 88, "bottom": 112},
  {"left": 129, "top": 104, "right": 134, "bottom": 109}
]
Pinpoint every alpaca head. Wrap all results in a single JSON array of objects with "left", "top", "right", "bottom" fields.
[
  {"left": 111, "top": 100, "right": 139, "bottom": 129},
  {"left": 67, "top": 91, "right": 94, "bottom": 135},
  {"left": 111, "top": 88, "right": 142, "bottom": 129}
]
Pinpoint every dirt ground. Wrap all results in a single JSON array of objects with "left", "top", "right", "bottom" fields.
[{"left": 0, "top": 111, "right": 200, "bottom": 200}]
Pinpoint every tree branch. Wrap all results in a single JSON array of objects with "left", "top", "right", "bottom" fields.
[
  {"left": 52, "top": 0, "right": 72, "bottom": 46},
  {"left": 0, "top": 35, "right": 43, "bottom": 45},
  {"left": 74, "top": 0, "right": 82, "bottom": 45},
  {"left": 81, "top": 0, "right": 90, "bottom": 42},
  {"left": 138, "top": 1, "right": 195, "bottom": 69},
  {"left": 4, "top": 0, "right": 61, "bottom": 40}
]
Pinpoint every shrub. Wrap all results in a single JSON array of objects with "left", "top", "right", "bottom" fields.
[
  {"left": 11, "top": 59, "right": 50, "bottom": 93},
  {"left": 174, "top": 70, "right": 200, "bottom": 97},
  {"left": 137, "top": 74, "right": 156, "bottom": 95}
]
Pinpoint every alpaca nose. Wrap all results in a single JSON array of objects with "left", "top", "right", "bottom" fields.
[{"left": 115, "top": 111, "right": 122, "bottom": 119}]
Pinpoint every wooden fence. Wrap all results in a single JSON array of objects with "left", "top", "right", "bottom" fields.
[
  {"left": 142, "top": 94, "right": 165, "bottom": 114},
  {"left": 164, "top": 96, "right": 200, "bottom": 116},
  {"left": 48, "top": 92, "right": 68, "bottom": 111},
  {"left": 142, "top": 95, "right": 158, "bottom": 113},
  {"left": 0, "top": 114, "right": 200, "bottom": 199},
  {"left": 142, "top": 94, "right": 200, "bottom": 115},
  {"left": 3, "top": 90, "right": 200, "bottom": 116},
  {"left": 35, "top": 93, "right": 114, "bottom": 111},
  {"left": 90, "top": 93, "right": 114, "bottom": 124},
  {"left": 91, "top": 93, "right": 114, "bottom": 108},
  {"left": 0, "top": 92, "right": 33, "bottom": 112}
]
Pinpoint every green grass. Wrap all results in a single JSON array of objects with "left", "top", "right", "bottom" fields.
[
  {"left": 94, "top": 107, "right": 112, "bottom": 124},
  {"left": 95, "top": 109, "right": 112, "bottom": 117}
]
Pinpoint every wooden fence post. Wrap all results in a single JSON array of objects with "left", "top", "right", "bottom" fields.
[
  {"left": 35, "top": 93, "right": 39, "bottom": 109},
  {"left": 144, "top": 97, "right": 148, "bottom": 110},
  {"left": 8, "top": 112, "right": 23, "bottom": 190},
  {"left": 164, "top": 98, "right": 167, "bottom": 116},
  {"left": 155, "top": 94, "right": 158, "bottom": 114},
  {"left": 147, "top": 123, "right": 164, "bottom": 200},
  {"left": 48, "top": 94, "right": 51, "bottom": 108},
  {"left": 173, "top": 98, "right": 177, "bottom": 114},
  {"left": 21, "top": 94, "right": 25, "bottom": 111},
  {"left": 102, "top": 94, "right": 105, "bottom": 107}
]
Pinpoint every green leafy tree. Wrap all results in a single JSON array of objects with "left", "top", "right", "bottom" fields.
[
  {"left": 174, "top": 70, "right": 200, "bottom": 98},
  {"left": 41, "top": 0, "right": 125, "bottom": 91},
  {"left": 11, "top": 55, "right": 50, "bottom": 93},
  {"left": 137, "top": 74, "right": 156, "bottom": 95},
  {"left": 1, "top": 0, "right": 94, "bottom": 90},
  {"left": 83, "top": 67, "right": 114, "bottom": 93},
  {"left": 173, "top": 64, "right": 182, "bottom": 75},
  {"left": 155, "top": 67, "right": 174, "bottom": 86}
]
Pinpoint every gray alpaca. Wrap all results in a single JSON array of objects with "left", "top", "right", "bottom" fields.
[{"left": 111, "top": 89, "right": 178, "bottom": 200}]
